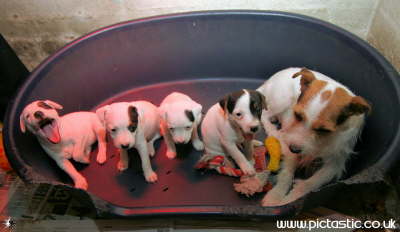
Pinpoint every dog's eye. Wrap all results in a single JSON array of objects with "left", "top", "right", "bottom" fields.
[
  {"left": 235, "top": 112, "right": 242, "bottom": 118},
  {"left": 314, "top": 128, "right": 332, "bottom": 134},
  {"left": 294, "top": 112, "right": 303, "bottom": 122},
  {"left": 169, "top": 127, "right": 174, "bottom": 131},
  {"left": 110, "top": 128, "right": 116, "bottom": 132}
]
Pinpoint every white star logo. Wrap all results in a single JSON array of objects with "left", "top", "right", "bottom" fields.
[{"left": 2, "top": 217, "right": 15, "bottom": 230}]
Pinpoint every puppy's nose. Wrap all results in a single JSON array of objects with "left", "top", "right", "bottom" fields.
[
  {"left": 121, "top": 144, "right": 129, "bottom": 149},
  {"left": 289, "top": 144, "right": 302, "bottom": 154},
  {"left": 250, "top": 126, "right": 259, "bottom": 133},
  {"left": 34, "top": 111, "right": 44, "bottom": 119}
]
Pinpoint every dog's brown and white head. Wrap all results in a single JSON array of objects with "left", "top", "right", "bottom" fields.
[
  {"left": 219, "top": 89, "right": 267, "bottom": 139},
  {"left": 281, "top": 68, "right": 371, "bottom": 155},
  {"left": 96, "top": 102, "right": 139, "bottom": 150},
  {"left": 20, "top": 100, "right": 63, "bottom": 144}
]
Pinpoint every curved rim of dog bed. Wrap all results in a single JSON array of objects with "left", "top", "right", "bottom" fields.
[{"left": 3, "top": 10, "right": 400, "bottom": 218}]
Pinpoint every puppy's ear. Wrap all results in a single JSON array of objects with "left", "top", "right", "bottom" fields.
[
  {"left": 128, "top": 106, "right": 139, "bottom": 125},
  {"left": 218, "top": 96, "right": 228, "bottom": 112},
  {"left": 337, "top": 96, "right": 371, "bottom": 125},
  {"left": 20, "top": 114, "right": 26, "bottom": 133},
  {"left": 158, "top": 104, "right": 168, "bottom": 121},
  {"left": 254, "top": 91, "right": 268, "bottom": 111},
  {"left": 292, "top": 68, "right": 316, "bottom": 93},
  {"left": 191, "top": 102, "right": 203, "bottom": 123},
  {"left": 96, "top": 105, "right": 110, "bottom": 126},
  {"left": 43, "top": 100, "right": 63, "bottom": 110},
  {"left": 184, "top": 109, "right": 195, "bottom": 122},
  {"left": 218, "top": 94, "right": 235, "bottom": 114}
]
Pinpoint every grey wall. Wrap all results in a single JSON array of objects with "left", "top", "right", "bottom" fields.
[{"left": 0, "top": 0, "right": 381, "bottom": 70}]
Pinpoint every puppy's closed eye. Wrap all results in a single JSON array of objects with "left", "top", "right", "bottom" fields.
[{"left": 314, "top": 127, "right": 332, "bottom": 135}]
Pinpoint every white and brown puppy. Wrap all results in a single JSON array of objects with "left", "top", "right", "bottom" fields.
[
  {"left": 159, "top": 92, "right": 203, "bottom": 159},
  {"left": 20, "top": 100, "right": 107, "bottom": 190},
  {"left": 257, "top": 67, "right": 371, "bottom": 206},
  {"left": 201, "top": 89, "right": 267, "bottom": 175},
  {"left": 96, "top": 101, "right": 160, "bottom": 183}
]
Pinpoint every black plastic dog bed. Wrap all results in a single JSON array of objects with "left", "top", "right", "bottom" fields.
[{"left": 3, "top": 11, "right": 400, "bottom": 218}]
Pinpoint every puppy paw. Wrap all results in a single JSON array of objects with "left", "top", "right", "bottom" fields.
[
  {"left": 261, "top": 190, "right": 285, "bottom": 207},
  {"left": 282, "top": 179, "right": 309, "bottom": 204},
  {"left": 192, "top": 139, "right": 204, "bottom": 151},
  {"left": 145, "top": 171, "right": 158, "bottom": 183},
  {"left": 239, "top": 162, "right": 256, "bottom": 176},
  {"left": 117, "top": 160, "right": 128, "bottom": 171},
  {"left": 74, "top": 178, "right": 88, "bottom": 190},
  {"left": 96, "top": 153, "right": 107, "bottom": 164},
  {"left": 166, "top": 150, "right": 177, "bottom": 159},
  {"left": 252, "top": 140, "right": 263, "bottom": 147}
]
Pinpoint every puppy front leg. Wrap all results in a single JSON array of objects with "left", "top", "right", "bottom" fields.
[
  {"left": 147, "top": 133, "right": 160, "bottom": 157},
  {"left": 161, "top": 122, "right": 176, "bottom": 159},
  {"left": 117, "top": 149, "right": 129, "bottom": 171},
  {"left": 136, "top": 130, "right": 158, "bottom": 183},
  {"left": 281, "top": 160, "right": 341, "bottom": 205},
  {"left": 262, "top": 153, "right": 297, "bottom": 206},
  {"left": 56, "top": 158, "right": 88, "bottom": 190},
  {"left": 191, "top": 123, "right": 204, "bottom": 151},
  {"left": 221, "top": 139, "right": 255, "bottom": 176},
  {"left": 94, "top": 124, "right": 107, "bottom": 164}
]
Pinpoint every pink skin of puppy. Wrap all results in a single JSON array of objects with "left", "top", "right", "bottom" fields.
[{"left": 20, "top": 100, "right": 107, "bottom": 190}]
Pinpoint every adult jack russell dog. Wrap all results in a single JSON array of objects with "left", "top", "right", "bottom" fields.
[{"left": 257, "top": 67, "right": 371, "bottom": 206}]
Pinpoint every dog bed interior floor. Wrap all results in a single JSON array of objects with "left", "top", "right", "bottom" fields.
[{"left": 1, "top": 169, "right": 399, "bottom": 231}]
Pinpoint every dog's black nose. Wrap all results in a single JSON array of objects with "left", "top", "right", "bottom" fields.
[
  {"left": 121, "top": 144, "right": 129, "bottom": 149},
  {"left": 34, "top": 111, "right": 44, "bottom": 119},
  {"left": 289, "top": 144, "right": 302, "bottom": 154},
  {"left": 250, "top": 126, "right": 259, "bottom": 133}
]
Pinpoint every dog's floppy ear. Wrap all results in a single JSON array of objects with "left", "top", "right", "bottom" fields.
[
  {"left": 96, "top": 105, "right": 110, "bottom": 126},
  {"left": 218, "top": 90, "right": 244, "bottom": 114},
  {"left": 337, "top": 96, "right": 371, "bottom": 125},
  {"left": 20, "top": 114, "right": 26, "bottom": 133},
  {"left": 218, "top": 94, "right": 233, "bottom": 114},
  {"left": 292, "top": 68, "right": 316, "bottom": 94},
  {"left": 43, "top": 100, "right": 63, "bottom": 110},
  {"left": 128, "top": 105, "right": 140, "bottom": 131},
  {"left": 190, "top": 102, "right": 202, "bottom": 123},
  {"left": 158, "top": 104, "right": 169, "bottom": 121},
  {"left": 248, "top": 90, "right": 268, "bottom": 119},
  {"left": 251, "top": 90, "right": 268, "bottom": 111}
]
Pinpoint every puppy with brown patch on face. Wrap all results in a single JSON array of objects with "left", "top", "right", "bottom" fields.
[
  {"left": 257, "top": 67, "right": 371, "bottom": 206},
  {"left": 20, "top": 100, "right": 107, "bottom": 190},
  {"left": 200, "top": 89, "right": 267, "bottom": 176},
  {"left": 96, "top": 101, "right": 160, "bottom": 183},
  {"left": 159, "top": 92, "right": 204, "bottom": 159}
]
